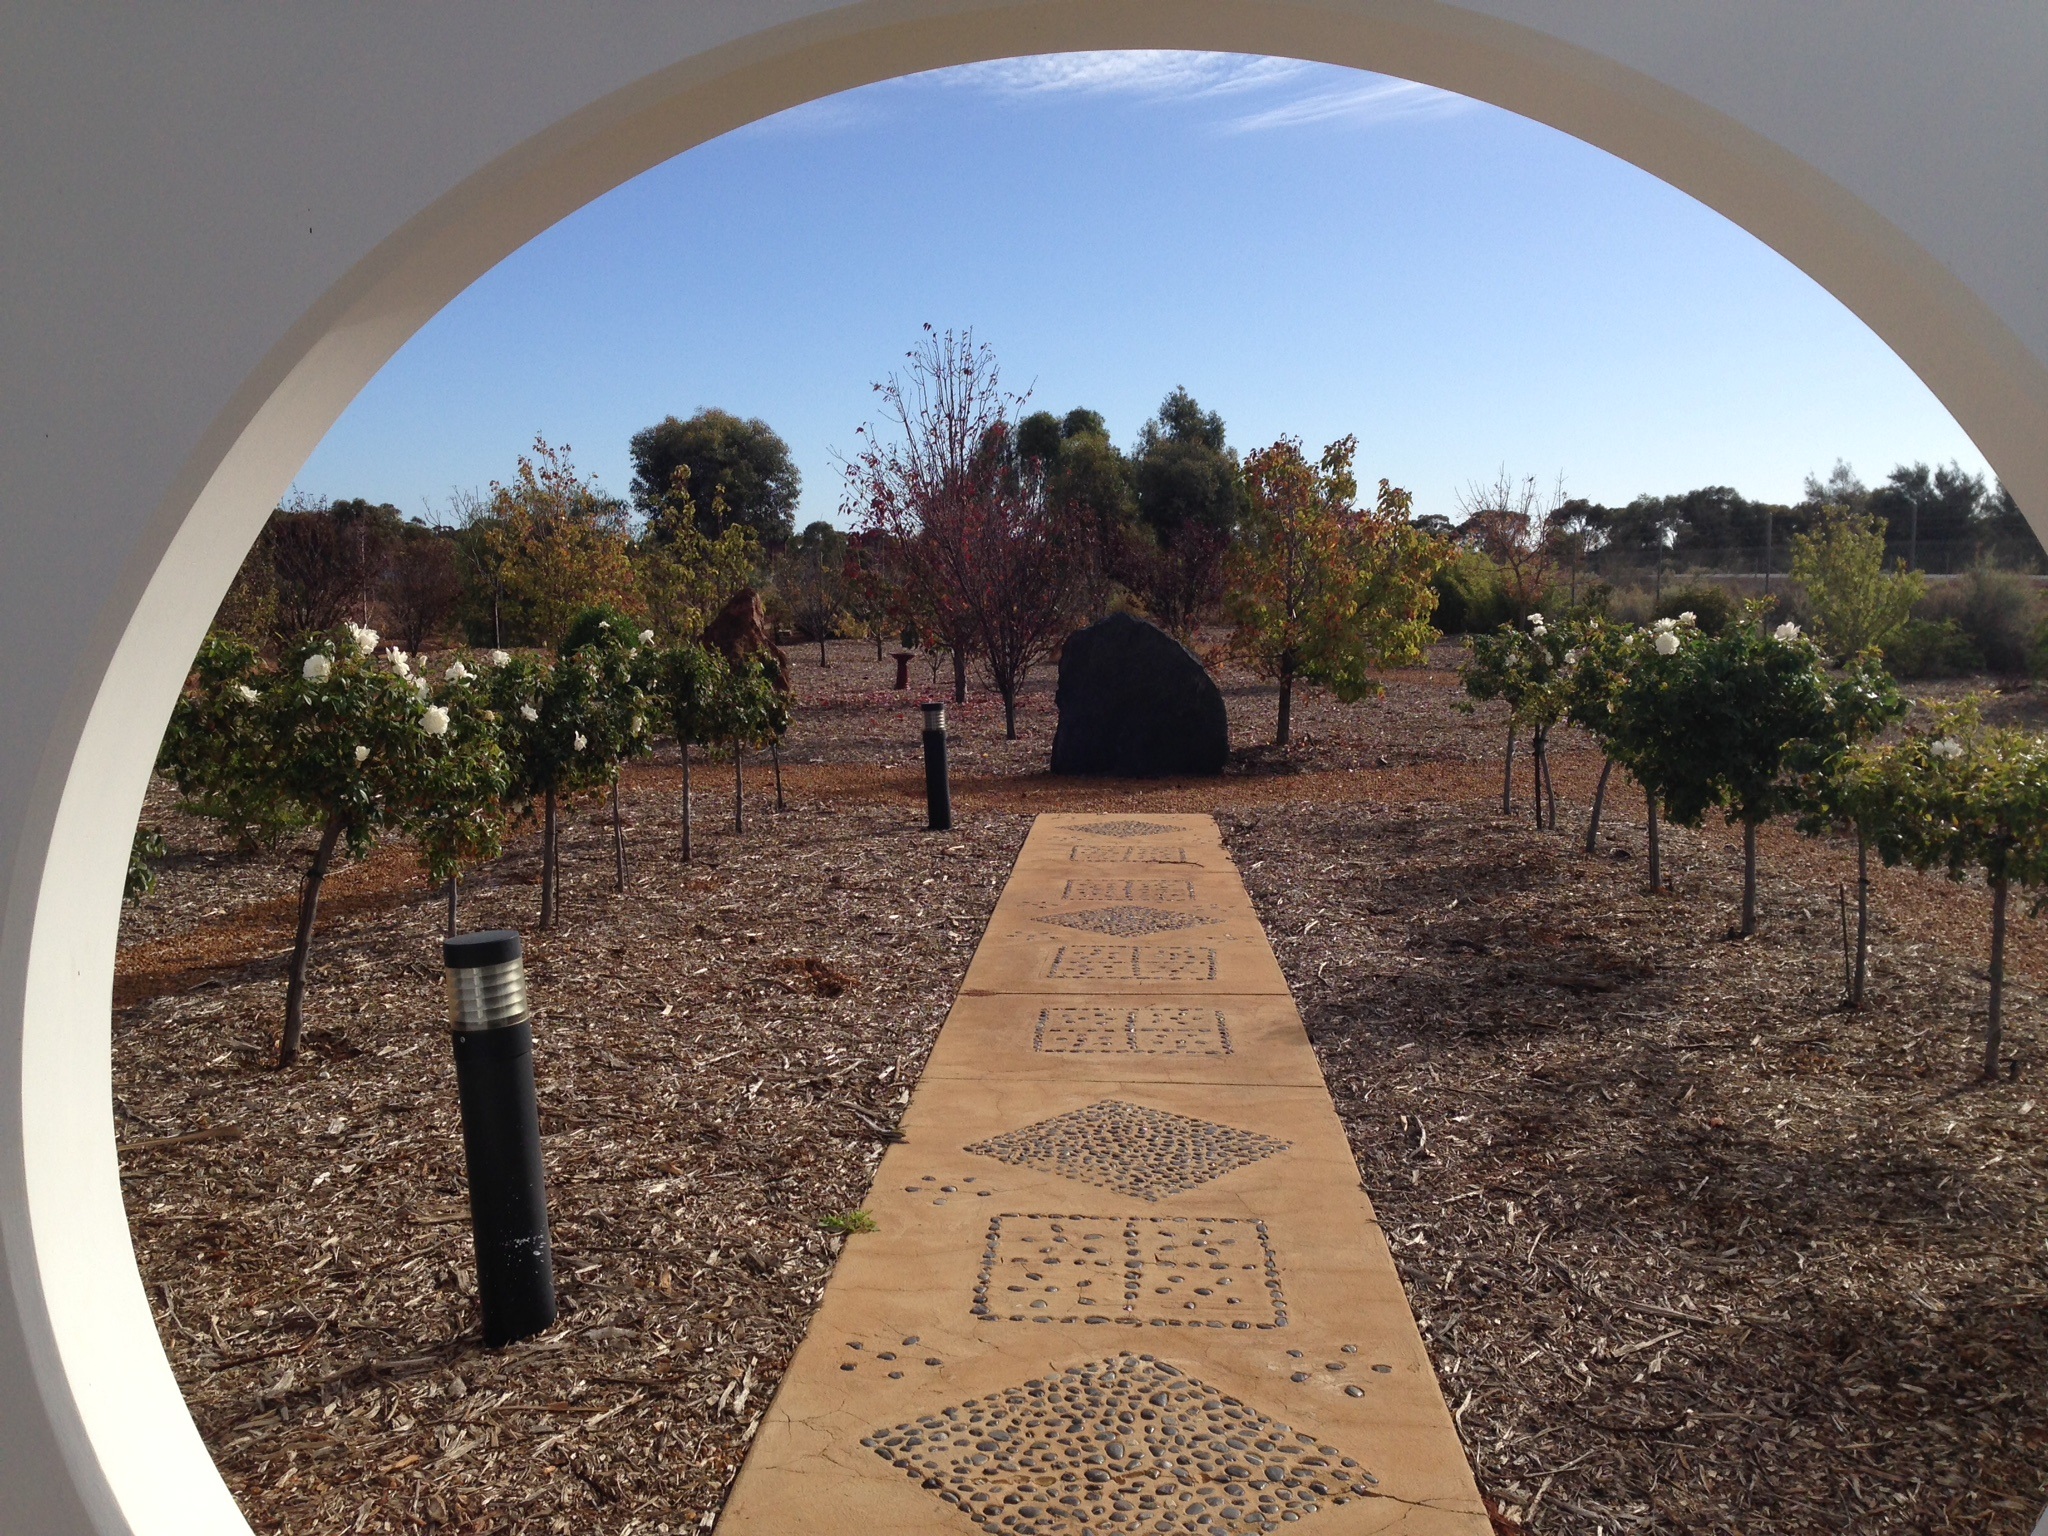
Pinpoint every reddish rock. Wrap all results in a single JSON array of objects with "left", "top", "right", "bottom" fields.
[{"left": 700, "top": 588, "right": 790, "bottom": 689}]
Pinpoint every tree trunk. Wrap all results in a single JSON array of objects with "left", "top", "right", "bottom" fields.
[
  {"left": 1852, "top": 830, "right": 1870, "bottom": 1009},
  {"left": 279, "top": 815, "right": 345, "bottom": 1068},
  {"left": 952, "top": 649, "right": 967, "bottom": 705},
  {"left": 1987, "top": 871, "right": 2009, "bottom": 1080},
  {"left": 818, "top": 634, "right": 828, "bottom": 667},
  {"left": 1275, "top": 659, "right": 1294, "bottom": 749},
  {"left": 771, "top": 740, "right": 786, "bottom": 810},
  {"left": 1002, "top": 687, "right": 1018, "bottom": 741},
  {"left": 1740, "top": 819, "right": 1758, "bottom": 936},
  {"left": 1530, "top": 728, "right": 1547, "bottom": 830},
  {"left": 445, "top": 874, "right": 458, "bottom": 937},
  {"left": 1585, "top": 758, "right": 1614, "bottom": 854},
  {"left": 610, "top": 774, "right": 627, "bottom": 893},
  {"left": 540, "top": 788, "right": 558, "bottom": 929},
  {"left": 733, "top": 741, "right": 745, "bottom": 833},
  {"left": 680, "top": 745, "right": 692, "bottom": 863},
  {"left": 1646, "top": 787, "right": 1662, "bottom": 892},
  {"left": 875, "top": 633, "right": 884, "bottom": 661},
  {"left": 1501, "top": 725, "right": 1516, "bottom": 815}
]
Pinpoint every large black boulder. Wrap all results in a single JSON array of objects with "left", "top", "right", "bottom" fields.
[{"left": 1050, "top": 613, "right": 1229, "bottom": 777}]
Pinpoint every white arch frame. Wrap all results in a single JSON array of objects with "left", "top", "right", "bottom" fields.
[{"left": 4, "top": 4, "right": 2045, "bottom": 1530}]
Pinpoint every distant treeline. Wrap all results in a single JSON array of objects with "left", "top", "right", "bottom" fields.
[{"left": 1419, "top": 461, "right": 2035, "bottom": 579}]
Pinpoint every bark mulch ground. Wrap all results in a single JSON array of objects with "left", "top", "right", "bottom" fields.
[{"left": 117, "top": 639, "right": 2048, "bottom": 1534}]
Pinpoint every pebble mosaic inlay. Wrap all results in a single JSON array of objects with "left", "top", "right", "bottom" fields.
[
  {"left": 1032, "top": 905, "right": 1218, "bottom": 937},
  {"left": 1061, "top": 879, "right": 1199, "bottom": 903},
  {"left": 1069, "top": 845, "right": 1192, "bottom": 864},
  {"left": 1035, "top": 1007, "right": 1233, "bottom": 1056},
  {"left": 863, "top": 1353, "right": 1378, "bottom": 1535},
  {"left": 973, "top": 1213, "right": 1287, "bottom": 1328},
  {"left": 1046, "top": 945, "right": 1218, "bottom": 982},
  {"left": 963, "top": 1099, "right": 1291, "bottom": 1201},
  {"left": 1072, "top": 819, "right": 1183, "bottom": 838}
]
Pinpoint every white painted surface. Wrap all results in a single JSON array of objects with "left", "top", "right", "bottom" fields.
[{"left": 2, "top": 4, "right": 2043, "bottom": 1530}]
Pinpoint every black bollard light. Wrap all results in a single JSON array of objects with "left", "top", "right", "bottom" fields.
[
  {"left": 922, "top": 701, "right": 953, "bottom": 832},
  {"left": 443, "top": 930, "right": 556, "bottom": 1347}
]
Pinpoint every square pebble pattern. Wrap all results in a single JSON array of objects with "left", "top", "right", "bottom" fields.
[
  {"left": 1035, "top": 1007, "right": 1233, "bottom": 1057},
  {"left": 963, "top": 1099, "right": 1291, "bottom": 1202},
  {"left": 972, "top": 1213, "right": 1287, "bottom": 1328},
  {"left": 1046, "top": 945, "right": 1218, "bottom": 982},
  {"left": 862, "top": 1352, "right": 1379, "bottom": 1535},
  {"left": 1061, "top": 880, "right": 1199, "bottom": 903},
  {"left": 1068, "top": 845, "right": 1193, "bottom": 864}
]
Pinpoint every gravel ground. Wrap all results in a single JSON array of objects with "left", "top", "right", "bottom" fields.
[{"left": 117, "top": 637, "right": 2048, "bottom": 1533}]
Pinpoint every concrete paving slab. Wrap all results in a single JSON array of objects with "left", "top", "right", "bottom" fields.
[
  {"left": 918, "top": 994, "right": 1326, "bottom": 1088},
  {"left": 717, "top": 814, "right": 1487, "bottom": 1536}
]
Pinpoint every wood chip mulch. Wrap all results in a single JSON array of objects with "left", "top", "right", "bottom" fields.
[{"left": 116, "top": 640, "right": 2048, "bottom": 1533}]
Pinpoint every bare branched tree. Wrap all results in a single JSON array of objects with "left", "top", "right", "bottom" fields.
[{"left": 844, "top": 327, "right": 1083, "bottom": 738}]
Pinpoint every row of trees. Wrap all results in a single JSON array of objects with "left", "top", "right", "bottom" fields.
[
  {"left": 159, "top": 614, "right": 784, "bottom": 1067},
  {"left": 1466, "top": 603, "right": 2043, "bottom": 1080},
  {"left": 839, "top": 327, "right": 1447, "bottom": 744},
  {"left": 1440, "top": 459, "right": 2035, "bottom": 585}
]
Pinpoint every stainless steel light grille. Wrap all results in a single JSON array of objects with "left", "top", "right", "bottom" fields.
[{"left": 445, "top": 959, "right": 530, "bottom": 1031}]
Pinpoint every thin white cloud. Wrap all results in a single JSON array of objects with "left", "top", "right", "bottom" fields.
[
  {"left": 1223, "top": 76, "right": 1471, "bottom": 133},
  {"left": 938, "top": 50, "right": 1311, "bottom": 100},
  {"left": 913, "top": 50, "right": 1471, "bottom": 134}
]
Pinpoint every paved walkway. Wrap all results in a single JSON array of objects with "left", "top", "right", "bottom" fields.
[{"left": 719, "top": 814, "right": 1487, "bottom": 1534}]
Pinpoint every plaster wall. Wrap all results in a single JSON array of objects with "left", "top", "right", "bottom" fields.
[{"left": 2, "top": 4, "right": 2043, "bottom": 1530}]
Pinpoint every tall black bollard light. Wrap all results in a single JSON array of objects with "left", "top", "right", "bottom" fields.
[
  {"left": 922, "top": 701, "right": 953, "bottom": 832},
  {"left": 443, "top": 930, "right": 556, "bottom": 1346}
]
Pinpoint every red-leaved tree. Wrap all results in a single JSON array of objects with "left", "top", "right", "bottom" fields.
[{"left": 844, "top": 327, "right": 1082, "bottom": 738}]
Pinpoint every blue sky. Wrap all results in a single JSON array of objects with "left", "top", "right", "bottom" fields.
[{"left": 294, "top": 51, "right": 1993, "bottom": 527}]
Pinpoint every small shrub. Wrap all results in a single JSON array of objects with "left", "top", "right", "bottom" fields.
[
  {"left": 1655, "top": 583, "right": 1738, "bottom": 635},
  {"left": 819, "top": 1210, "right": 879, "bottom": 1235},
  {"left": 1921, "top": 568, "right": 2041, "bottom": 674},
  {"left": 1885, "top": 618, "right": 1983, "bottom": 679},
  {"left": 125, "top": 827, "right": 166, "bottom": 902}
]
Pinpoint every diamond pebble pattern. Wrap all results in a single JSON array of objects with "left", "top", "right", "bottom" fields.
[
  {"left": 964, "top": 1099, "right": 1290, "bottom": 1201},
  {"left": 1036, "top": 1007, "right": 1232, "bottom": 1056},
  {"left": 1032, "top": 906, "right": 1217, "bottom": 937},
  {"left": 973, "top": 1213, "right": 1287, "bottom": 1328},
  {"left": 863, "top": 1353, "right": 1378, "bottom": 1535},
  {"left": 1073, "top": 819, "right": 1183, "bottom": 838}
]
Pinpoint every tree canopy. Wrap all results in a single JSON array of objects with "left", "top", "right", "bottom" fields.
[{"left": 630, "top": 409, "right": 801, "bottom": 546}]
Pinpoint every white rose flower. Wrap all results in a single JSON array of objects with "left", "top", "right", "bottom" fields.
[
  {"left": 573, "top": 732, "right": 588, "bottom": 752},
  {"left": 352, "top": 744, "right": 369, "bottom": 764},
  {"left": 385, "top": 647, "right": 410, "bottom": 677},
  {"left": 234, "top": 683, "right": 259, "bottom": 703},
  {"left": 1930, "top": 736, "right": 1964, "bottom": 760},
  {"left": 519, "top": 702, "right": 539, "bottom": 722},
  {"left": 421, "top": 705, "right": 450, "bottom": 737},
  {"left": 444, "top": 661, "right": 473, "bottom": 683},
  {"left": 302, "top": 653, "right": 332, "bottom": 682},
  {"left": 1654, "top": 631, "right": 1680, "bottom": 656},
  {"left": 597, "top": 620, "right": 610, "bottom": 631},
  {"left": 1678, "top": 610, "right": 1696, "bottom": 624},
  {"left": 347, "top": 623, "right": 379, "bottom": 655},
  {"left": 1651, "top": 617, "right": 1677, "bottom": 634},
  {"left": 489, "top": 650, "right": 510, "bottom": 667},
  {"left": 1564, "top": 649, "right": 1581, "bottom": 666},
  {"left": 638, "top": 629, "right": 655, "bottom": 646},
  {"left": 1774, "top": 621, "right": 1801, "bottom": 642}
]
